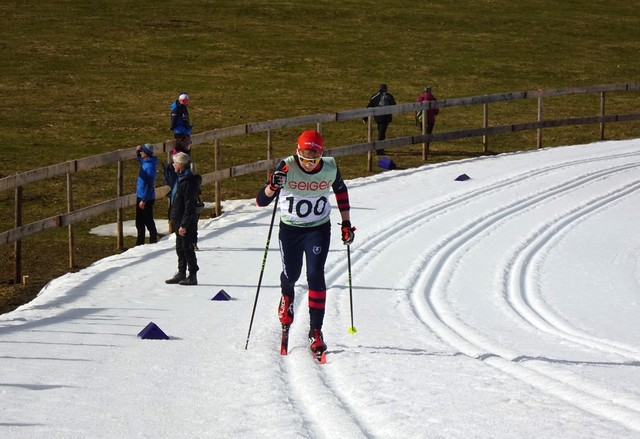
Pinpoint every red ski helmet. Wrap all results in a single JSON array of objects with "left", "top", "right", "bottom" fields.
[{"left": 296, "top": 130, "right": 324, "bottom": 153}]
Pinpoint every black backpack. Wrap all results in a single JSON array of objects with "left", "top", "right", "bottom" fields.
[{"left": 163, "top": 163, "right": 177, "bottom": 196}]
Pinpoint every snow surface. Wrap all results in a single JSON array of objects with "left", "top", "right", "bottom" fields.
[{"left": 2, "top": 139, "right": 640, "bottom": 438}]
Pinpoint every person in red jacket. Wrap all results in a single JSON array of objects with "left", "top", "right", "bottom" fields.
[{"left": 416, "top": 86, "right": 440, "bottom": 134}]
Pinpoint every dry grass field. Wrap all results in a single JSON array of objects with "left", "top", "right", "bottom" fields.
[{"left": 1, "top": 0, "right": 639, "bottom": 313}]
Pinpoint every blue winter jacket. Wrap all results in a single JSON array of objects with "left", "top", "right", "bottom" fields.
[
  {"left": 136, "top": 152, "right": 158, "bottom": 202},
  {"left": 170, "top": 100, "right": 192, "bottom": 135}
]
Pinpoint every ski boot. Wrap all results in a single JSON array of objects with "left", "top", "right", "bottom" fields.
[
  {"left": 165, "top": 272, "right": 186, "bottom": 284},
  {"left": 308, "top": 328, "right": 327, "bottom": 354},
  {"left": 179, "top": 273, "right": 198, "bottom": 286},
  {"left": 278, "top": 295, "right": 294, "bottom": 325}
]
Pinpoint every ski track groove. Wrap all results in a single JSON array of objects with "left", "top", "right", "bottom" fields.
[
  {"left": 278, "top": 263, "right": 374, "bottom": 437},
  {"left": 407, "top": 158, "right": 640, "bottom": 430},
  {"left": 276, "top": 148, "right": 640, "bottom": 436},
  {"left": 504, "top": 177, "right": 640, "bottom": 359},
  {"left": 280, "top": 337, "right": 373, "bottom": 438}
]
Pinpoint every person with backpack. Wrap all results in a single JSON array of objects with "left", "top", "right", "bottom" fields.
[
  {"left": 134, "top": 144, "right": 158, "bottom": 246},
  {"left": 255, "top": 130, "right": 355, "bottom": 357},
  {"left": 165, "top": 152, "right": 202, "bottom": 286},
  {"left": 416, "top": 86, "right": 440, "bottom": 134},
  {"left": 365, "top": 83, "right": 397, "bottom": 155},
  {"left": 170, "top": 92, "right": 192, "bottom": 155}
]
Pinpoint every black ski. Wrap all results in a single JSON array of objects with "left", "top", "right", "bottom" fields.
[{"left": 280, "top": 325, "right": 290, "bottom": 355}]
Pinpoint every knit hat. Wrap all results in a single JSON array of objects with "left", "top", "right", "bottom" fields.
[
  {"left": 172, "top": 151, "right": 191, "bottom": 165},
  {"left": 178, "top": 93, "right": 189, "bottom": 105},
  {"left": 297, "top": 130, "right": 324, "bottom": 153},
  {"left": 380, "top": 83, "right": 388, "bottom": 91},
  {"left": 141, "top": 143, "right": 154, "bottom": 156}
]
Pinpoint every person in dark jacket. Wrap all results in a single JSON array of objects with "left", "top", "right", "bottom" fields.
[
  {"left": 135, "top": 144, "right": 159, "bottom": 245},
  {"left": 365, "top": 83, "right": 397, "bottom": 155},
  {"left": 416, "top": 86, "right": 440, "bottom": 134},
  {"left": 170, "top": 93, "right": 192, "bottom": 155},
  {"left": 165, "top": 152, "right": 201, "bottom": 286}
]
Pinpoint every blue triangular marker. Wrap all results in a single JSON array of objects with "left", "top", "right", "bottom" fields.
[
  {"left": 455, "top": 173, "right": 471, "bottom": 181},
  {"left": 378, "top": 157, "right": 397, "bottom": 170},
  {"left": 212, "top": 290, "right": 232, "bottom": 301},
  {"left": 138, "top": 322, "right": 169, "bottom": 340}
]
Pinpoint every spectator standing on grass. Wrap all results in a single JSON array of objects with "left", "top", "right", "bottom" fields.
[
  {"left": 135, "top": 144, "right": 158, "bottom": 246},
  {"left": 416, "top": 86, "right": 440, "bottom": 134},
  {"left": 165, "top": 152, "right": 201, "bottom": 286},
  {"left": 365, "top": 83, "right": 396, "bottom": 155},
  {"left": 170, "top": 92, "right": 192, "bottom": 155}
]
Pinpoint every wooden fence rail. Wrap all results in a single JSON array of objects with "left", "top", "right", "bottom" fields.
[{"left": 2, "top": 83, "right": 639, "bottom": 282}]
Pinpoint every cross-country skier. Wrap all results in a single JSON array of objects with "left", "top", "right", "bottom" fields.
[{"left": 256, "top": 130, "right": 356, "bottom": 355}]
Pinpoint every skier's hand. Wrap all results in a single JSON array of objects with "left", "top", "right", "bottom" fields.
[
  {"left": 268, "top": 170, "right": 287, "bottom": 191},
  {"left": 341, "top": 220, "right": 356, "bottom": 245}
]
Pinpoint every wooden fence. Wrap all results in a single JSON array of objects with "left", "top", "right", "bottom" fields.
[{"left": 2, "top": 83, "right": 640, "bottom": 282}]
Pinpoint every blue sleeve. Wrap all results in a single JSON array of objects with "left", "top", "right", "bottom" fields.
[{"left": 140, "top": 160, "right": 157, "bottom": 201}]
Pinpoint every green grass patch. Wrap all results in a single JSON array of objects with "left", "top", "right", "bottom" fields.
[{"left": 1, "top": 0, "right": 640, "bottom": 311}]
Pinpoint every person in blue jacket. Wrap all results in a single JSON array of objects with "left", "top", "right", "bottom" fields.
[
  {"left": 135, "top": 144, "right": 158, "bottom": 246},
  {"left": 170, "top": 92, "right": 193, "bottom": 154}
]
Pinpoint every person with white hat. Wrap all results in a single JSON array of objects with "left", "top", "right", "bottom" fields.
[
  {"left": 165, "top": 152, "right": 201, "bottom": 286},
  {"left": 170, "top": 92, "right": 192, "bottom": 154}
]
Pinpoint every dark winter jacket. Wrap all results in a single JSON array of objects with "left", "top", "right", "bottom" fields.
[
  {"left": 367, "top": 90, "right": 397, "bottom": 124},
  {"left": 169, "top": 170, "right": 201, "bottom": 240},
  {"left": 170, "top": 100, "right": 192, "bottom": 135},
  {"left": 136, "top": 151, "right": 157, "bottom": 202}
]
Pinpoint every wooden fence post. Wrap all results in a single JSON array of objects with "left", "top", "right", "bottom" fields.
[
  {"left": 600, "top": 91, "right": 606, "bottom": 140},
  {"left": 67, "top": 172, "right": 76, "bottom": 269},
  {"left": 367, "top": 116, "right": 373, "bottom": 172},
  {"left": 166, "top": 148, "right": 173, "bottom": 234},
  {"left": 215, "top": 138, "right": 221, "bottom": 217},
  {"left": 116, "top": 161, "right": 124, "bottom": 250},
  {"left": 482, "top": 103, "right": 489, "bottom": 154},
  {"left": 14, "top": 186, "right": 22, "bottom": 284},
  {"left": 266, "top": 129, "right": 273, "bottom": 167},
  {"left": 537, "top": 93, "right": 543, "bottom": 149},
  {"left": 421, "top": 101, "right": 428, "bottom": 161},
  {"left": 264, "top": 129, "right": 272, "bottom": 202}
]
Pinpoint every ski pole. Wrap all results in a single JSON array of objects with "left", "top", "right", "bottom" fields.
[
  {"left": 245, "top": 191, "right": 280, "bottom": 350},
  {"left": 347, "top": 244, "right": 357, "bottom": 334}
]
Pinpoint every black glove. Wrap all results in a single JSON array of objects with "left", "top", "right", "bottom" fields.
[
  {"left": 341, "top": 220, "right": 356, "bottom": 245},
  {"left": 268, "top": 170, "right": 287, "bottom": 191}
]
